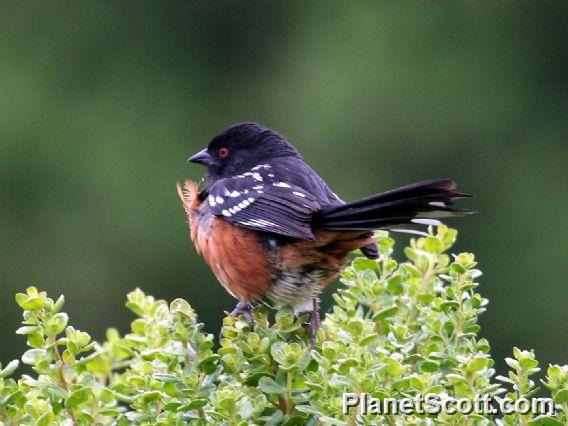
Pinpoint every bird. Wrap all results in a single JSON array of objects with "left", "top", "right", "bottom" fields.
[{"left": 177, "top": 122, "right": 473, "bottom": 346}]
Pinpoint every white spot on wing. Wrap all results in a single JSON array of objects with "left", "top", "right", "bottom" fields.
[
  {"left": 240, "top": 219, "right": 279, "bottom": 228},
  {"left": 221, "top": 210, "right": 231, "bottom": 217},
  {"left": 273, "top": 182, "right": 291, "bottom": 188},
  {"left": 251, "top": 164, "right": 271, "bottom": 170},
  {"left": 208, "top": 195, "right": 216, "bottom": 206},
  {"left": 215, "top": 196, "right": 224, "bottom": 204},
  {"left": 411, "top": 218, "right": 442, "bottom": 226},
  {"left": 429, "top": 201, "right": 447, "bottom": 207},
  {"left": 240, "top": 220, "right": 265, "bottom": 227},
  {"left": 292, "top": 191, "right": 306, "bottom": 198},
  {"left": 243, "top": 172, "right": 263, "bottom": 181}
]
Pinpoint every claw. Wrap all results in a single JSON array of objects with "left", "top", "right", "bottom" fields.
[{"left": 231, "top": 301, "right": 255, "bottom": 328}]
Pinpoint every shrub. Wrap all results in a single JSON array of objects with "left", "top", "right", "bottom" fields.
[{"left": 1, "top": 227, "right": 566, "bottom": 425}]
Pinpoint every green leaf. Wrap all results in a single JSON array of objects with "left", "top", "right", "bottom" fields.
[
  {"left": 258, "top": 377, "right": 285, "bottom": 396},
  {"left": 528, "top": 417, "right": 563, "bottom": 426},
  {"left": 386, "top": 358, "right": 404, "bottom": 377},
  {"left": 99, "top": 408, "right": 121, "bottom": 417},
  {"left": 359, "top": 334, "right": 378, "bottom": 346},
  {"left": 467, "top": 357, "right": 490, "bottom": 373},
  {"left": 404, "top": 247, "right": 417, "bottom": 260},
  {"left": 36, "top": 411, "right": 54, "bottom": 426},
  {"left": 519, "top": 357, "right": 539, "bottom": 371},
  {"left": 0, "top": 360, "right": 19, "bottom": 377},
  {"left": 179, "top": 399, "right": 209, "bottom": 411},
  {"left": 53, "top": 295, "right": 65, "bottom": 313},
  {"left": 322, "top": 342, "right": 338, "bottom": 361},
  {"left": 440, "top": 301, "right": 460, "bottom": 312},
  {"left": 417, "top": 293, "right": 435, "bottom": 304},
  {"left": 424, "top": 236, "right": 444, "bottom": 253},
  {"left": 295, "top": 405, "right": 319, "bottom": 415},
  {"left": 27, "top": 331, "right": 44, "bottom": 348},
  {"left": 1, "top": 390, "right": 25, "bottom": 407},
  {"left": 125, "top": 301, "right": 144, "bottom": 316},
  {"left": 372, "top": 306, "right": 398, "bottom": 320},
  {"left": 154, "top": 373, "right": 183, "bottom": 383},
  {"left": 14, "top": 292, "right": 28, "bottom": 309},
  {"left": 21, "top": 349, "right": 46, "bottom": 365},
  {"left": 170, "top": 298, "right": 194, "bottom": 316},
  {"left": 141, "top": 390, "right": 163, "bottom": 403},
  {"left": 352, "top": 257, "right": 379, "bottom": 273},
  {"left": 553, "top": 389, "right": 568, "bottom": 404},
  {"left": 319, "top": 416, "right": 348, "bottom": 426},
  {"left": 48, "top": 312, "right": 69, "bottom": 335},
  {"left": 15, "top": 326, "right": 39, "bottom": 335},
  {"left": 505, "top": 357, "right": 519, "bottom": 369},
  {"left": 125, "top": 412, "right": 153, "bottom": 422},
  {"left": 19, "top": 296, "right": 44, "bottom": 311},
  {"left": 65, "top": 387, "right": 92, "bottom": 409},
  {"left": 386, "top": 275, "right": 404, "bottom": 295},
  {"left": 420, "top": 360, "right": 439, "bottom": 373},
  {"left": 450, "top": 263, "right": 466, "bottom": 275}
]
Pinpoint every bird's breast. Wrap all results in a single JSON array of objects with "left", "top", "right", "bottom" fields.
[{"left": 193, "top": 214, "right": 273, "bottom": 302}]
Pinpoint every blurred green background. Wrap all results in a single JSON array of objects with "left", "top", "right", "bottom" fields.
[{"left": 1, "top": 1, "right": 567, "bottom": 376}]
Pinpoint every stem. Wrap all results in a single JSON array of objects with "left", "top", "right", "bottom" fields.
[
  {"left": 285, "top": 372, "right": 293, "bottom": 416},
  {"left": 54, "top": 343, "right": 78, "bottom": 426},
  {"left": 376, "top": 320, "right": 383, "bottom": 336},
  {"left": 196, "top": 373, "right": 206, "bottom": 418},
  {"left": 110, "top": 360, "right": 133, "bottom": 370},
  {"left": 348, "top": 405, "right": 357, "bottom": 426},
  {"left": 422, "top": 257, "right": 435, "bottom": 287}
]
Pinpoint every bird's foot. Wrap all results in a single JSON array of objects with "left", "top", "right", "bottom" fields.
[
  {"left": 309, "top": 298, "right": 320, "bottom": 349},
  {"left": 298, "top": 299, "right": 320, "bottom": 348},
  {"left": 231, "top": 301, "right": 255, "bottom": 328}
]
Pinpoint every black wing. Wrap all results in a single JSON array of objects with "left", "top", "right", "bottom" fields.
[{"left": 204, "top": 172, "right": 321, "bottom": 241}]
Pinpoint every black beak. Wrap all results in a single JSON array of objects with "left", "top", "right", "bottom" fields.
[{"left": 187, "top": 148, "right": 213, "bottom": 166}]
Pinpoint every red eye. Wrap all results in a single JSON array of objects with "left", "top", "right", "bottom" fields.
[{"left": 218, "top": 148, "right": 229, "bottom": 158}]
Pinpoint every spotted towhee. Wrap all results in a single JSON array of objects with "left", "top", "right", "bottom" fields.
[{"left": 177, "top": 122, "right": 472, "bottom": 345}]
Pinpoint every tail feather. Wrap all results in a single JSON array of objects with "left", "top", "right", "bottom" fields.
[{"left": 316, "top": 179, "right": 474, "bottom": 231}]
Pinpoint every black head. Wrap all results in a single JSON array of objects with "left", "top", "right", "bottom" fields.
[{"left": 188, "top": 122, "right": 301, "bottom": 180}]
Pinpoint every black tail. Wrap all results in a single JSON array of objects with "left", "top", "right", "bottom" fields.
[{"left": 316, "top": 179, "right": 474, "bottom": 231}]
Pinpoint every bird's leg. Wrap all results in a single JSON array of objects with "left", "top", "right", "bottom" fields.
[
  {"left": 309, "top": 298, "right": 320, "bottom": 348},
  {"left": 231, "top": 301, "right": 254, "bottom": 328}
]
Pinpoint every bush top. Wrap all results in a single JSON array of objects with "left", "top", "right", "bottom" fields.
[{"left": 1, "top": 226, "right": 566, "bottom": 425}]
